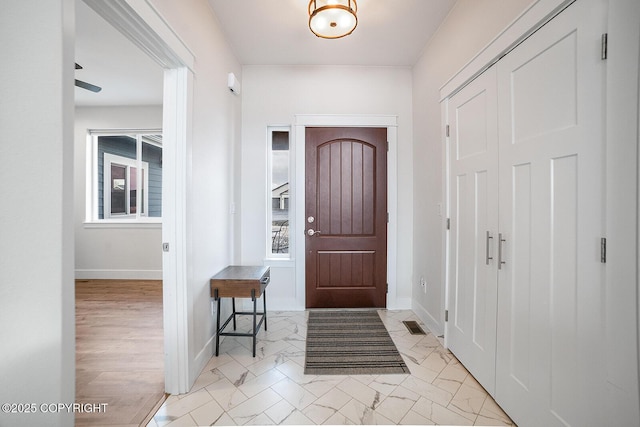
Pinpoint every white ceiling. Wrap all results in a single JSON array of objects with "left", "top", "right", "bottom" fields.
[
  {"left": 74, "top": 0, "right": 457, "bottom": 106},
  {"left": 74, "top": 0, "right": 164, "bottom": 107},
  {"left": 208, "top": 0, "right": 457, "bottom": 66}
]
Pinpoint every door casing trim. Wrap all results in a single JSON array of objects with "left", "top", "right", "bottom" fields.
[{"left": 293, "top": 115, "right": 402, "bottom": 309}]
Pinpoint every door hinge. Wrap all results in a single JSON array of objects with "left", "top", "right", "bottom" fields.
[
  {"left": 601, "top": 33, "right": 608, "bottom": 60},
  {"left": 386, "top": 283, "right": 389, "bottom": 293},
  {"left": 601, "top": 237, "right": 607, "bottom": 263},
  {"left": 387, "top": 141, "right": 389, "bottom": 151},
  {"left": 387, "top": 212, "right": 389, "bottom": 223},
  {"left": 445, "top": 125, "right": 450, "bottom": 137},
  {"left": 162, "top": 242, "right": 170, "bottom": 252},
  {"left": 446, "top": 218, "right": 450, "bottom": 230},
  {"left": 445, "top": 310, "right": 449, "bottom": 322}
]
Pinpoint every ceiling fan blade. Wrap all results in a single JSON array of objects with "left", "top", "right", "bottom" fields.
[{"left": 75, "top": 79, "right": 102, "bottom": 93}]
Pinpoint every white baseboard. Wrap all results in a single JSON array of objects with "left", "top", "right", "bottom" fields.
[
  {"left": 255, "top": 296, "right": 411, "bottom": 312},
  {"left": 412, "top": 299, "right": 444, "bottom": 337},
  {"left": 258, "top": 296, "right": 304, "bottom": 312},
  {"left": 188, "top": 299, "right": 233, "bottom": 393},
  {"left": 192, "top": 334, "right": 215, "bottom": 390},
  {"left": 75, "top": 269, "right": 163, "bottom": 280},
  {"left": 388, "top": 296, "right": 412, "bottom": 310}
]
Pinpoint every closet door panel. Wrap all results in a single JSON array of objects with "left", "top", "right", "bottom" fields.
[
  {"left": 509, "top": 162, "right": 534, "bottom": 388},
  {"left": 549, "top": 155, "right": 579, "bottom": 417},
  {"left": 447, "top": 66, "right": 499, "bottom": 396},
  {"left": 510, "top": 32, "right": 577, "bottom": 144},
  {"left": 495, "top": 1, "right": 606, "bottom": 426}
]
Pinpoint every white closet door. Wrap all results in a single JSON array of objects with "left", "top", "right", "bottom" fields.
[
  {"left": 495, "top": 1, "right": 606, "bottom": 426},
  {"left": 447, "top": 67, "right": 500, "bottom": 395}
]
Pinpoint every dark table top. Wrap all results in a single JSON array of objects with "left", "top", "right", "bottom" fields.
[
  {"left": 210, "top": 265, "right": 270, "bottom": 299},
  {"left": 211, "top": 265, "right": 269, "bottom": 281}
]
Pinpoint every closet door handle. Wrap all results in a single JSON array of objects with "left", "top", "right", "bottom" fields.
[
  {"left": 485, "top": 231, "right": 493, "bottom": 265},
  {"left": 498, "top": 233, "right": 506, "bottom": 270}
]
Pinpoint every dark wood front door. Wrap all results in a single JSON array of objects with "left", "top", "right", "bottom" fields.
[{"left": 305, "top": 127, "right": 387, "bottom": 308}]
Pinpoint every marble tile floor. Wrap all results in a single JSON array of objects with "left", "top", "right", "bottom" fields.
[{"left": 147, "top": 310, "right": 514, "bottom": 426}]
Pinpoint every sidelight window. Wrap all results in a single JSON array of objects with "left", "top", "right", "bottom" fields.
[{"left": 267, "top": 127, "right": 290, "bottom": 257}]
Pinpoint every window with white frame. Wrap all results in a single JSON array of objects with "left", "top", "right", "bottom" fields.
[
  {"left": 103, "top": 153, "right": 149, "bottom": 218},
  {"left": 87, "top": 131, "right": 162, "bottom": 222},
  {"left": 267, "top": 127, "right": 290, "bottom": 257}
]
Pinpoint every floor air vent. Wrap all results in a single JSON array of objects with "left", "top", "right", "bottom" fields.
[{"left": 402, "top": 320, "right": 426, "bottom": 335}]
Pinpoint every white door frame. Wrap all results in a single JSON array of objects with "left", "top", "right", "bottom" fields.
[
  {"left": 293, "top": 114, "right": 403, "bottom": 309},
  {"left": 82, "top": 0, "right": 195, "bottom": 394}
]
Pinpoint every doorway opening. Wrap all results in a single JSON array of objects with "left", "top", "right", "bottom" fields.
[
  {"left": 77, "top": 0, "right": 195, "bottom": 402},
  {"left": 74, "top": 1, "right": 167, "bottom": 424}
]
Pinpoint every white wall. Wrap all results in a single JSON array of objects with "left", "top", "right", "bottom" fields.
[
  {"left": 74, "top": 106, "right": 163, "bottom": 279},
  {"left": 240, "top": 65, "right": 413, "bottom": 310},
  {"left": 148, "top": 0, "right": 242, "bottom": 386},
  {"left": 606, "top": 0, "right": 640, "bottom": 423},
  {"left": 411, "top": 0, "right": 533, "bottom": 334},
  {"left": 0, "top": 0, "right": 75, "bottom": 425}
]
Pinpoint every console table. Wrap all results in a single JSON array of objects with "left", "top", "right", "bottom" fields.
[{"left": 210, "top": 265, "right": 270, "bottom": 357}]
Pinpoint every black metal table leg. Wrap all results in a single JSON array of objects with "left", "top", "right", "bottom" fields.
[
  {"left": 232, "top": 297, "right": 236, "bottom": 330},
  {"left": 215, "top": 289, "right": 221, "bottom": 356},
  {"left": 263, "top": 290, "right": 267, "bottom": 331},
  {"left": 251, "top": 289, "right": 257, "bottom": 357}
]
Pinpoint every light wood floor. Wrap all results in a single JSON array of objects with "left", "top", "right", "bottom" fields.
[{"left": 75, "top": 279, "right": 166, "bottom": 426}]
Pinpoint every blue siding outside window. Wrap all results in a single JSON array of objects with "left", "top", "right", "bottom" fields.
[
  {"left": 97, "top": 135, "right": 162, "bottom": 219},
  {"left": 143, "top": 143, "right": 162, "bottom": 217}
]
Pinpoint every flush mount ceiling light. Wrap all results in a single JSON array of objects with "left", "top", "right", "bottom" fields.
[{"left": 308, "top": 0, "right": 358, "bottom": 39}]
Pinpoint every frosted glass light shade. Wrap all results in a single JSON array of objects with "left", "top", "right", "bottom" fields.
[{"left": 308, "top": 0, "right": 358, "bottom": 39}]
